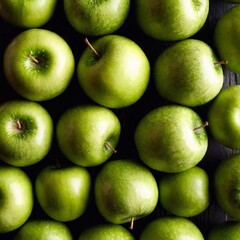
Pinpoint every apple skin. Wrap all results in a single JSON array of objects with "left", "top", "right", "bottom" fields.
[
  {"left": 0, "top": 0, "right": 57, "bottom": 28},
  {"left": 139, "top": 216, "right": 204, "bottom": 240},
  {"left": 214, "top": 5, "right": 240, "bottom": 73},
  {"left": 35, "top": 164, "right": 91, "bottom": 222},
  {"left": 14, "top": 219, "right": 73, "bottom": 240},
  {"left": 3, "top": 28, "right": 75, "bottom": 101},
  {"left": 214, "top": 154, "right": 240, "bottom": 220},
  {"left": 56, "top": 104, "right": 121, "bottom": 167},
  {"left": 77, "top": 35, "right": 150, "bottom": 108},
  {"left": 134, "top": 105, "right": 208, "bottom": 173},
  {"left": 0, "top": 165, "right": 33, "bottom": 234},
  {"left": 136, "top": 0, "right": 209, "bottom": 41},
  {"left": 78, "top": 223, "right": 134, "bottom": 240},
  {"left": 64, "top": 0, "right": 130, "bottom": 36},
  {"left": 158, "top": 166, "right": 210, "bottom": 217},
  {"left": 208, "top": 85, "right": 240, "bottom": 149},
  {"left": 207, "top": 221, "right": 240, "bottom": 240},
  {"left": 153, "top": 39, "right": 224, "bottom": 107},
  {"left": 0, "top": 100, "right": 53, "bottom": 167},
  {"left": 94, "top": 159, "right": 159, "bottom": 225}
]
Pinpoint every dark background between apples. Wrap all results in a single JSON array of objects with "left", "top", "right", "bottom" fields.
[{"left": 0, "top": 0, "right": 240, "bottom": 239}]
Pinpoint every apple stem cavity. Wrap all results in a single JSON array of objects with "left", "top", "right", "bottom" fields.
[
  {"left": 105, "top": 142, "right": 117, "bottom": 154},
  {"left": 28, "top": 53, "right": 39, "bottom": 64},
  {"left": 214, "top": 60, "right": 228, "bottom": 65},
  {"left": 84, "top": 38, "right": 101, "bottom": 59},
  {"left": 130, "top": 217, "right": 134, "bottom": 230},
  {"left": 193, "top": 121, "right": 209, "bottom": 132}
]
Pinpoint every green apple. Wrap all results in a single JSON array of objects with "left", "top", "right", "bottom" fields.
[
  {"left": 134, "top": 105, "right": 208, "bottom": 172},
  {"left": 208, "top": 85, "right": 240, "bottom": 149},
  {"left": 0, "top": 165, "right": 33, "bottom": 234},
  {"left": 64, "top": 0, "right": 130, "bottom": 36},
  {"left": 94, "top": 159, "right": 159, "bottom": 226},
  {"left": 0, "top": 0, "right": 57, "bottom": 28},
  {"left": 158, "top": 166, "right": 210, "bottom": 217},
  {"left": 35, "top": 164, "right": 91, "bottom": 222},
  {"left": 14, "top": 219, "right": 73, "bottom": 240},
  {"left": 0, "top": 100, "right": 53, "bottom": 167},
  {"left": 153, "top": 39, "right": 224, "bottom": 107},
  {"left": 214, "top": 153, "right": 240, "bottom": 220},
  {"left": 139, "top": 216, "right": 204, "bottom": 240},
  {"left": 4, "top": 28, "right": 75, "bottom": 101},
  {"left": 56, "top": 104, "right": 121, "bottom": 167},
  {"left": 136, "top": 0, "right": 209, "bottom": 41},
  {"left": 214, "top": 5, "right": 240, "bottom": 73},
  {"left": 77, "top": 35, "right": 150, "bottom": 108},
  {"left": 207, "top": 221, "right": 240, "bottom": 240},
  {"left": 78, "top": 223, "right": 134, "bottom": 240}
]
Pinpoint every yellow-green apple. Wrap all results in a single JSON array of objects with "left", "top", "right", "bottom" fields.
[
  {"left": 136, "top": 0, "right": 209, "bottom": 41},
  {"left": 153, "top": 39, "right": 224, "bottom": 107},
  {"left": 14, "top": 219, "right": 73, "bottom": 240},
  {"left": 77, "top": 35, "right": 150, "bottom": 108},
  {"left": 158, "top": 166, "right": 210, "bottom": 217},
  {"left": 56, "top": 104, "right": 121, "bottom": 167},
  {"left": 0, "top": 0, "right": 57, "bottom": 28},
  {"left": 140, "top": 216, "right": 204, "bottom": 240},
  {"left": 0, "top": 165, "right": 33, "bottom": 234},
  {"left": 35, "top": 164, "right": 91, "bottom": 222},
  {"left": 78, "top": 223, "right": 134, "bottom": 240},
  {"left": 3, "top": 28, "right": 75, "bottom": 101},
  {"left": 94, "top": 159, "right": 158, "bottom": 226},
  {"left": 0, "top": 100, "right": 53, "bottom": 167},
  {"left": 64, "top": 0, "right": 130, "bottom": 36},
  {"left": 134, "top": 105, "right": 208, "bottom": 172},
  {"left": 208, "top": 85, "right": 240, "bottom": 149}
]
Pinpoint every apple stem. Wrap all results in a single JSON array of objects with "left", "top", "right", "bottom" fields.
[
  {"left": 105, "top": 142, "right": 117, "bottom": 154},
  {"left": 16, "top": 119, "right": 22, "bottom": 130},
  {"left": 84, "top": 38, "right": 101, "bottom": 59},
  {"left": 28, "top": 53, "right": 39, "bottom": 64},
  {"left": 214, "top": 60, "right": 228, "bottom": 65},
  {"left": 193, "top": 121, "right": 209, "bottom": 132},
  {"left": 130, "top": 217, "right": 134, "bottom": 230}
]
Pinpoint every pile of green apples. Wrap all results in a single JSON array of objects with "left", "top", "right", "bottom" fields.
[{"left": 1, "top": 0, "right": 240, "bottom": 239}]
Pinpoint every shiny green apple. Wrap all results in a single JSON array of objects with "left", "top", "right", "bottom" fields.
[
  {"left": 94, "top": 159, "right": 159, "bottom": 225},
  {"left": 64, "top": 0, "right": 130, "bottom": 36},
  {"left": 134, "top": 105, "right": 208, "bottom": 172},
  {"left": 136, "top": 0, "right": 209, "bottom": 41},
  {"left": 0, "top": 165, "right": 33, "bottom": 234},
  {"left": 77, "top": 35, "right": 150, "bottom": 108},
  {"left": 35, "top": 164, "right": 91, "bottom": 222},
  {"left": 0, "top": 100, "right": 53, "bottom": 167},
  {"left": 0, "top": 0, "right": 57, "bottom": 28},
  {"left": 56, "top": 104, "right": 121, "bottom": 167},
  {"left": 4, "top": 28, "right": 75, "bottom": 101},
  {"left": 14, "top": 220, "right": 73, "bottom": 240},
  {"left": 154, "top": 39, "right": 224, "bottom": 107}
]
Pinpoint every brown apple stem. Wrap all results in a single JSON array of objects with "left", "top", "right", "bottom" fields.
[
  {"left": 28, "top": 53, "right": 39, "bottom": 64},
  {"left": 214, "top": 60, "right": 228, "bottom": 65},
  {"left": 105, "top": 142, "right": 117, "bottom": 154},
  {"left": 193, "top": 121, "right": 209, "bottom": 132},
  {"left": 130, "top": 217, "right": 134, "bottom": 230},
  {"left": 16, "top": 119, "right": 22, "bottom": 130},
  {"left": 84, "top": 38, "right": 101, "bottom": 59}
]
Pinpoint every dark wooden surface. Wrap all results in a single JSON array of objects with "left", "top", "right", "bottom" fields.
[{"left": 0, "top": 0, "right": 240, "bottom": 239}]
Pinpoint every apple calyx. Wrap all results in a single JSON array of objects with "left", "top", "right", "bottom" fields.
[
  {"left": 214, "top": 60, "right": 228, "bottom": 65},
  {"left": 193, "top": 121, "right": 209, "bottom": 132},
  {"left": 105, "top": 142, "right": 117, "bottom": 154},
  {"left": 84, "top": 38, "right": 101, "bottom": 59},
  {"left": 28, "top": 53, "right": 40, "bottom": 65}
]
